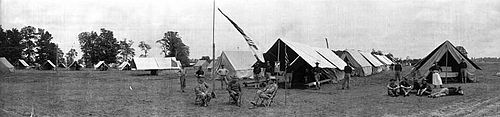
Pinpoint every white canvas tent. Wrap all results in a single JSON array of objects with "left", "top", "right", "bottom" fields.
[
  {"left": 213, "top": 51, "right": 257, "bottom": 79},
  {"left": 133, "top": 57, "right": 181, "bottom": 70},
  {"left": 41, "top": 60, "right": 56, "bottom": 70},
  {"left": 193, "top": 60, "right": 209, "bottom": 70},
  {"left": 118, "top": 62, "right": 132, "bottom": 70},
  {"left": 340, "top": 49, "right": 373, "bottom": 76},
  {"left": 265, "top": 39, "right": 347, "bottom": 87},
  {"left": 69, "top": 61, "right": 83, "bottom": 70},
  {"left": 359, "top": 51, "right": 384, "bottom": 73},
  {"left": 15, "top": 59, "right": 30, "bottom": 69},
  {"left": 409, "top": 40, "right": 481, "bottom": 82},
  {"left": 373, "top": 54, "right": 392, "bottom": 71},
  {"left": 0, "top": 57, "right": 15, "bottom": 75},
  {"left": 94, "top": 61, "right": 109, "bottom": 70}
]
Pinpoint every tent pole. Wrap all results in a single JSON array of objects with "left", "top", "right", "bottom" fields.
[
  {"left": 212, "top": 0, "right": 216, "bottom": 90},
  {"left": 445, "top": 51, "right": 448, "bottom": 84}
]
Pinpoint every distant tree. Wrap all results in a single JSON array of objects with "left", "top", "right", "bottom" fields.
[
  {"left": 371, "top": 49, "right": 383, "bottom": 55},
  {"left": 200, "top": 56, "right": 210, "bottom": 61},
  {"left": 65, "top": 48, "right": 78, "bottom": 64},
  {"left": 20, "top": 26, "right": 38, "bottom": 64},
  {"left": 456, "top": 46, "right": 468, "bottom": 58},
  {"left": 0, "top": 26, "right": 24, "bottom": 63},
  {"left": 36, "top": 29, "right": 61, "bottom": 64},
  {"left": 78, "top": 28, "right": 120, "bottom": 66},
  {"left": 138, "top": 41, "right": 151, "bottom": 57},
  {"left": 386, "top": 53, "right": 394, "bottom": 61},
  {"left": 118, "top": 38, "right": 135, "bottom": 61},
  {"left": 156, "top": 31, "right": 190, "bottom": 66}
]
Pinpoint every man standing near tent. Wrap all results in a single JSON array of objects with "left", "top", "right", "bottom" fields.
[
  {"left": 394, "top": 62, "right": 403, "bottom": 81},
  {"left": 177, "top": 67, "right": 186, "bottom": 92},
  {"left": 459, "top": 59, "right": 467, "bottom": 83},
  {"left": 342, "top": 65, "right": 353, "bottom": 90},
  {"left": 313, "top": 62, "right": 321, "bottom": 90},
  {"left": 252, "top": 62, "right": 262, "bottom": 88},
  {"left": 217, "top": 65, "right": 230, "bottom": 89},
  {"left": 429, "top": 62, "right": 443, "bottom": 88},
  {"left": 196, "top": 66, "right": 205, "bottom": 78}
]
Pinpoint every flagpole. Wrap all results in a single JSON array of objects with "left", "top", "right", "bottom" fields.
[{"left": 212, "top": 0, "right": 216, "bottom": 89}]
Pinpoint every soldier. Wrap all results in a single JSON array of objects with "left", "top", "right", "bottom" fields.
[
  {"left": 194, "top": 77, "right": 214, "bottom": 107},
  {"left": 459, "top": 59, "right": 468, "bottom": 83},
  {"left": 227, "top": 76, "right": 242, "bottom": 106},
  {"left": 177, "top": 67, "right": 186, "bottom": 92},
  {"left": 252, "top": 62, "right": 263, "bottom": 88},
  {"left": 217, "top": 65, "right": 230, "bottom": 89},
  {"left": 195, "top": 66, "right": 204, "bottom": 78},
  {"left": 342, "top": 65, "right": 353, "bottom": 90},
  {"left": 250, "top": 77, "right": 278, "bottom": 107},
  {"left": 313, "top": 62, "right": 321, "bottom": 90}
]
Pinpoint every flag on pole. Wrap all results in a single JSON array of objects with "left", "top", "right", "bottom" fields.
[{"left": 218, "top": 8, "right": 265, "bottom": 62}]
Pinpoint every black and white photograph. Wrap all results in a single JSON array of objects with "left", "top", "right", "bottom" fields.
[{"left": 1, "top": 0, "right": 500, "bottom": 116}]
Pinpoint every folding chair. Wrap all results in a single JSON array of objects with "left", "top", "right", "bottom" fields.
[{"left": 262, "top": 89, "right": 278, "bottom": 107}]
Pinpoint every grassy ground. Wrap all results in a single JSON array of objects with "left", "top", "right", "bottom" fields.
[{"left": 1, "top": 63, "right": 499, "bottom": 117}]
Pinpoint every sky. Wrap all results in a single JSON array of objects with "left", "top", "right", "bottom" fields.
[{"left": 1, "top": 0, "right": 499, "bottom": 59}]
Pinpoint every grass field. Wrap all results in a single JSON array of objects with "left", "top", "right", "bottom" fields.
[{"left": 1, "top": 63, "right": 499, "bottom": 117}]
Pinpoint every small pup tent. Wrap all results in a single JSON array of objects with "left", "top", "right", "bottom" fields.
[
  {"left": 0, "top": 57, "right": 15, "bottom": 75},
  {"left": 15, "top": 59, "right": 30, "bottom": 69},
  {"left": 118, "top": 62, "right": 132, "bottom": 70},
  {"left": 94, "top": 61, "right": 110, "bottom": 71},
  {"left": 41, "top": 60, "right": 56, "bottom": 70},
  {"left": 69, "top": 61, "right": 83, "bottom": 70}
]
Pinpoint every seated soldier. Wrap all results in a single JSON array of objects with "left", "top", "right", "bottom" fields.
[
  {"left": 227, "top": 76, "right": 242, "bottom": 106},
  {"left": 387, "top": 79, "right": 400, "bottom": 97},
  {"left": 399, "top": 78, "right": 413, "bottom": 97},
  {"left": 428, "top": 87, "right": 464, "bottom": 98},
  {"left": 250, "top": 77, "right": 278, "bottom": 106},
  {"left": 194, "top": 78, "right": 214, "bottom": 107},
  {"left": 415, "top": 79, "right": 432, "bottom": 96}
]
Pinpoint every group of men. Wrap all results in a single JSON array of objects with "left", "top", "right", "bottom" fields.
[
  {"left": 387, "top": 61, "right": 466, "bottom": 98},
  {"left": 177, "top": 63, "right": 278, "bottom": 107}
]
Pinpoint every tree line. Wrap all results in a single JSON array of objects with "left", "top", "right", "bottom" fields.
[{"left": 1, "top": 25, "right": 190, "bottom": 67}]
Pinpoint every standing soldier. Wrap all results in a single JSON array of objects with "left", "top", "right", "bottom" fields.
[
  {"left": 313, "top": 62, "right": 321, "bottom": 90},
  {"left": 217, "top": 65, "right": 230, "bottom": 89},
  {"left": 459, "top": 58, "right": 467, "bottom": 83},
  {"left": 252, "top": 62, "right": 262, "bottom": 88},
  {"left": 177, "top": 67, "right": 186, "bottom": 92},
  {"left": 342, "top": 65, "right": 353, "bottom": 90},
  {"left": 394, "top": 62, "right": 403, "bottom": 81}
]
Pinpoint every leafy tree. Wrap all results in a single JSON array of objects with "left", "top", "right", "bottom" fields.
[
  {"left": 200, "top": 56, "right": 210, "bottom": 61},
  {"left": 118, "top": 38, "right": 135, "bottom": 61},
  {"left": 35, "top": 29, "right": 61, "bottom": 64},
  {"left": 0, "top": 26, "right": 24, "bottom": 63},
  {"left": 65, "top": 49, "right": 78, "bottom": 64},
  {"left": 78, "top": 28, "right": 120, "bottom": 66},
  {"left": 138, "top": 41, "right": 151, "bottom": 57},
  {"left": 456, "top": 46, "right": 468, "bottom": 58},
  {"left": 370, "top": 49, "right": 383, "bottom": 55},
  {"left": 20, "top": 26, "right": 38, "bottom": 64},
  {"left": 156, "top": 31, "right": 190, "bottom": 66}
]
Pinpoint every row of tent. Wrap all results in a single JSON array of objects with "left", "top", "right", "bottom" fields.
[
  {"left": 203, "top": 39, "right": 480, "bottom": 87},
  {"left": 201, "top": 39, "right": 395, "bottom": 87},
  {"left": 0, "top": 57, "right": 181, "bottom": 75}
]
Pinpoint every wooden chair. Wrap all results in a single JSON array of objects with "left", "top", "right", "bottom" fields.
[{"left": 262, "top": 89, "right": 278, "bottom": 107}]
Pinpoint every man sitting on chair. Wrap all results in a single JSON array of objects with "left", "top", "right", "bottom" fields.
[
  {"left": 227, "top": 76, "right": 242, "bottom": 106},
  {"left": 250, "top": 77, "right": 278, "bottom": 106}
]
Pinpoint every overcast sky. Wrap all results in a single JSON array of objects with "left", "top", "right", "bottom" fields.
[{"left": 1, "top": 0, "right": 499, "bottom": 59}]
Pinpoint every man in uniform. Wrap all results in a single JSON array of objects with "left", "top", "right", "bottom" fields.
[
  {"left": 217, "top": 65, "right": 230, "bottom": 89},
  {"left": 227, "top": 76, "right": 242, "bottom": 106},
  {"left": 394, "top": 62, "right": 403, "bottom": 81},
  {"left": 177, "top": 67, "right": 186, "bottom": 92},
  {"left": 313, "top": 62, "right": 321, "bottom": 90},
  {"left": 459, "top": 59, "right": 468, "bottom": 83},
  {"left": 252, "top": 62, "right": 262, "bottom": 88},
  {"left": 250, "top": 77, "right": 278, "bottom": 107},
  {"left": 342, "top": 65, "right": 353, "bottom": 90},
  {"left": 194, "top": 77, "right": 214, "bottom": 107}
]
